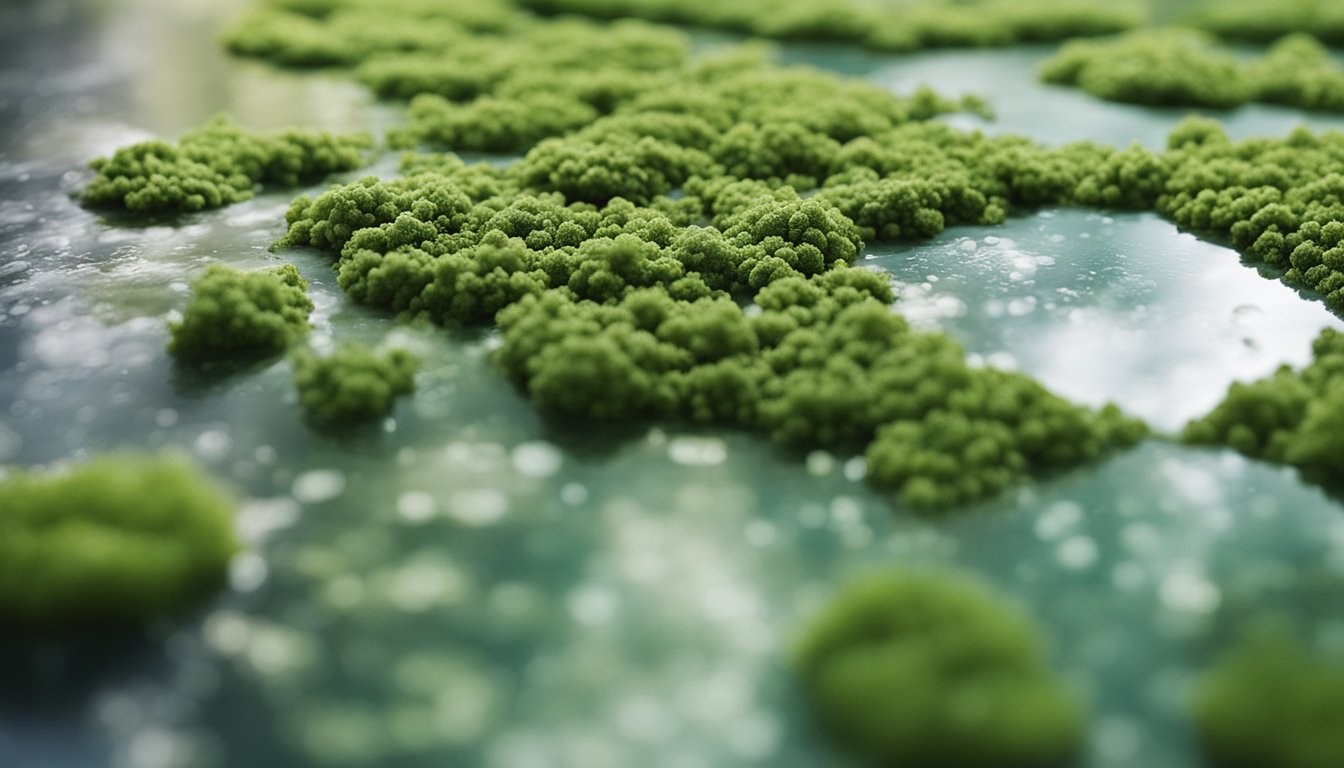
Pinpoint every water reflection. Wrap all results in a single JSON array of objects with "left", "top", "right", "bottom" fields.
[
  {"left": 3, "top": 3, "right": 1344, "bottom": 768},
  {"left": 873, "top": 209, "right": 1344, "bottom": 430},
  {"left": 777, "top": 44, "right": 1344, "bottom": 148}
]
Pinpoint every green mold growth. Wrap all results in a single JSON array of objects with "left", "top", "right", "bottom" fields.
[
  {"left": 1040, "top": 30, "right": 1344, "bottom": 111},
  {"left": 795, "top": 570, "right": 1085, "bottom": 767},
  {"left": 1245, "top": 35, "right": 1344, "bottom": 113},
  {"left": 231, "top": 4, "right": 986, "bottom": 156},
  {"left": 515, "top": 0, "right": 1144, "bottom": 53},
  {"left": 292, "top": 343, "right": 420, "bottom": 422},
  {"left": 1186, "top": 0, "right": 1344, "bottom": 46},
  {"left": 1157, "top": 119, "right": 1344, "bottom": 312},
  {"left": 1191, "top": 625, "right": 1344, "bottom": 768},
  {"left": 168, "top": 264, "right": 314, "bottom": 360},
  {"left": 274, "top": 155, "right": 1145, "bottom": 508},
  {"left": 1040, "top": 29, "right": 1249, "bottom": 109},
  {"left": 0, "top": 455, "right": 239, "bottom": 627},
  {"left": 81, "top": 114, "right": 371, "bottom": 214},
  {"left": 225, "top": 0, "right": 522, "bottom": 68},
  {"left": 493, "top": 276, "right": 1144, "bottom": 510},
  {"left": 1183, "top": 327, "right": 1344, "bottom": 488}
]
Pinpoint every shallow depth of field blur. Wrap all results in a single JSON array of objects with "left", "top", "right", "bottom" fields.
[{"left": 3, "top": 1, "right": 1344, "bottom": 767}]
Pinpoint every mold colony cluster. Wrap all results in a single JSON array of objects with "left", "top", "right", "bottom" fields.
[
  {"left": 794, "top": 571, "right": 1084, "bottom": 767},
  {"left": 1040, "top": 31, "right": 1344, "bottom": 111},
  {"left": 3, "top": 1, "right": 1344, "bottom": 766},
  {"left": 0, "top": 456, "right": 238, "bottom": 625},
  {"left": 83, "top": 115, "right": 370, "bottom": 213},
  {"left": 1183, "top": 327, "right": 1344, "bottom": 487}
]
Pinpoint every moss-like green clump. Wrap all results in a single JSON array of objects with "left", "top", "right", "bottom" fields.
[
  {"left": 1040, "top": 30, "right": 1344, "bottom": 111},
  {"left": 276, "top": 146, "right": 1146, "bottom": 507},
  {"left": 516, "top": 0, "right": 1144, "bottom": 53},
  {"left": 1192, "top": 626, "right": 1344, "bottom": 768},
  {"left": 796, "top": 570, "right": 1085, "bottom": 767},
  {"left": 0, "top": 455, "right": 239, "bottom": 626},
  {"left": 1040, "top": 29, "right": 1248, "bottom": 108},
  {"left": 168, "top": 263, "right": 314, "bottom": 360},
  {"left": 1183, "top": 327, "right": 1344, "bottom": 485},
  {"left": 1186, "top": 0, "right": 1344, "bottom": 45},
  {"left": 245, "top": 2, "right": 1278, "bottom": 509},
  {"left": 292, "top": 343, "right": 420, "bottom": 422},
  {"left": 225, "top": 0, "right": 521, "bottom": 68},
  {"left": 82, "top": 114, "right": 370, "bottom": 213}
]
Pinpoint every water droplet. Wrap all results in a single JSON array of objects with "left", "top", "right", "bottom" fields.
[
  {"left": 805, "top": 450, "right": 835, "bottom": 476},
  {"left": 446, "top": 489, "right": 508, "bottom": 526},
  {"left": 193, "top": 430, "right": 231, "bottom": 462},
  {"left": 1035, "top": 500, "right": 1083, "bottom": 540},
  {"left": 560, "top": 483, "right": 588, "bottom": 506},
  {"left": 1160, "top": 571, "right": 1220, "bottom": 614},
  {"left": 668, "top": 436, "right": 727, "bottom": 466},
  {"left": 842, "top": 457, "right": 867, "bottom": 481},
  {"left": 511, "top": 441, "right": 562, "bottom": 478},
  {"left": 1056, "top": 535, "right": 1098, "bottom": 570},
  {"left": 229, "top": 552, "right": 268, "bottom": 592},
  {"left": 396, "top": 491, "right": 436, "bottom": 523},
  {"left": 292, "top": 469, "right": 346, "bottom": 504},
  {"left": 568, "top": 586, "right": 617, "bottom": 625}
]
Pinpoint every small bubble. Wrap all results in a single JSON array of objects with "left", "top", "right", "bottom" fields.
[
  {"left": 805, "top": 450, "right": 835, "bottom": 476},
  {"left": 1035, "top": 500, "right": 1083, "bottom": 540},
  {"left": 511, "top": 441, "right": 562, "bottom": 478},
  {"left": 745, "top": 520, "right": 776, "bottom": 547},
  {"left": 568, "top": 586, "right": 617, "bottom": 625},
  {"left": 236, "top": 497, "right": 300, "bottom": 543},
  {"left": 668, "top": 436, "right": 727, "bottom": 466},
  {"left": 292, "top": 469, "right": 346, "bottom": 504},
  {"left": 396, "top": 491, "right": 437, "bottom": 523},
  {"left": 193, "top": 430, "right": 231, "bottom": 462},
  {"left": 446, "top": 489, "right": 508, "bottom": 526},
  {"left": 842, "top": 457, "right": 867, "bottom": 481},
  {"left": 1056, "top": 536, "right": 1098, "bottom": 570},
  {"left": 1232, "top": 304, "right": 1264, "bottom": 328},
  {"left": 560, "top": 483, "right": 589, "bottom": 506},
  {"left": 1160, "top": 571, "right": 1220, "bottom": 614},
  {"left": 1111, "top": 561, "right": 1146, "bottom": 592},
  {"left": 830, "top": 496, "right": 864, "bottom": 526},
  {"left": 229, "top": 552, "right": 268, "bottom": 593}
]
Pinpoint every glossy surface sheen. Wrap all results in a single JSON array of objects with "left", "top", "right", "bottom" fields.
[{"left": 2, "top": 3, "right": 1344, "bottom": 768}]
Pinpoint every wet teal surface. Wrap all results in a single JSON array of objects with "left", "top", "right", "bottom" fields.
[{"left": 2, "top": 2, "right": 1344, "bottom": 768}]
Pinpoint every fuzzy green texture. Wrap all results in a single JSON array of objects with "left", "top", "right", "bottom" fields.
[
  {"left": 246, "top": 4, "right": 1256, "bottom": 509},
  {"left": 1186, "top": 0, "right": 1344, "bottom": 46},
  {"left": 292, "top": 343, "right": 420, "bottom": 422},
  {"left": 229, "top": 4, "right": 987, "bottom": 156},
  {"left": 1192, "top": 627, "right": 1344, "bottom": 768},
  {"left": 1040, "top": 30, "right": 1344, "bottom": 111},
  {"left": 0, "top": 455, "right": 239, "bottom": 626},
  {"left": 796, "top": 571, "right": 1085, "bottom": 766},
  {"left": 224, "top": 0, "right": 518, "bottom": 68},
  {"left": 1183, "top": 328, "right": 1344, "bottom": 484},
  {"left": 516, "top": 0, "right": 1144, "bottom": 53},
  {"left": 82, "top": 115, "right": 370, "bottom": 213},
  {"left": 168, "top": 264, "right": 314, "bottom": 360},
  {"left": 1040, "top": 29, "right": 1248, "bottom": 108},
  {"left": 279, "top": 162, "right": 1146, "bottom": 507},
  {"left": 271, "top": 85, "right": 1170, "bottom": 510},
  {"left": 387, "top": 50, "right": 984, "bottom": 159}
]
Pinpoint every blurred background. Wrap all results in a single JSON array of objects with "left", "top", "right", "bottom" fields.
[{"left": 3, "top": 1, "right": 1344, "bottom": 767}]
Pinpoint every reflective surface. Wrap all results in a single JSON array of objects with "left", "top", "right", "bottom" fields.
[{"left": 3, "top": 3, "right": 1344, "bottom": 768}]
